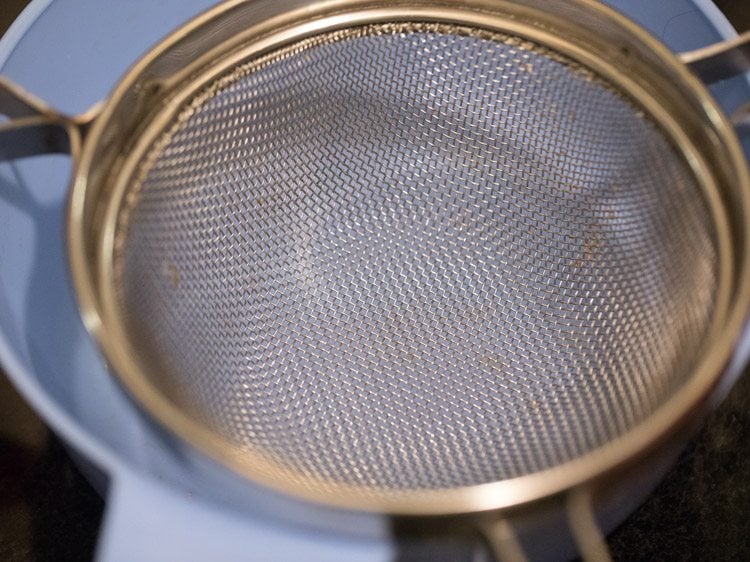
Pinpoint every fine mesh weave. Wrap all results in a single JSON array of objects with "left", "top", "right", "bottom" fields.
[{"left": 114, "top": 23, "right": 718, "bottom": 492}]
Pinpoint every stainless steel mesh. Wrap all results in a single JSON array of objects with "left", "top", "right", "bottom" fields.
[{"left": 114, "top": 23, "right": 719, "bottom": 492}]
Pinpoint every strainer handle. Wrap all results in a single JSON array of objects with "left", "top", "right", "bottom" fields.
[
  {"left": 681, "top": 30, "right": 750, "bottom": 83},
  {"left": 481, "top": 488, "right": 612, "bottom": 562},
  {"left": 0, "top": 77, "right": 94, "bottom": 160},
  {"left": 566, "top": 487, "right": 612, "bottom": 562}
]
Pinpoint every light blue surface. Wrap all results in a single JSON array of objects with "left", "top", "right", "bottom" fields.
[{"left": 0, "top": 1, "right": 748, "bottom": 560}]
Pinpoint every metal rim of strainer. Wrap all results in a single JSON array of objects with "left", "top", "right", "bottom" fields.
[{"left": 67, "top": 0, "right": 750, "bottom": 516}]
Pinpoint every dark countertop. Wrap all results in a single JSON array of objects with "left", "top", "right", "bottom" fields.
[
  {"left": 608, "top": 367, "right": 750, "bottom": 560},
  {"left": 1, "top": 2, "right": 749, "bottom": 561}
]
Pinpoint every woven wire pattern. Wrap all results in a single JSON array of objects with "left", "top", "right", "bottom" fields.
[{"left": 115, "top": 24, "right": 718, "bottom": 492}]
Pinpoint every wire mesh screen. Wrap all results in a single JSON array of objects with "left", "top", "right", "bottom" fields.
[{"left": 114, "top": 23, "right": 718, "bottom": 493}]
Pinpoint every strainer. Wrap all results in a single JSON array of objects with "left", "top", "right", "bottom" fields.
[{"left": 1, "top": 0, "right": 749, "bottom": 559}]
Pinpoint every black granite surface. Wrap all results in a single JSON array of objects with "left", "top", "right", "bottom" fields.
[
  {"left": 608, "top": 367, "right": 750, "bottom": 561},
  {"left": 1, "top": 2, "right": 749, "bottom": 561},
  {"left": 0, "top": 429, "right": 103, "bottom": 562}
]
